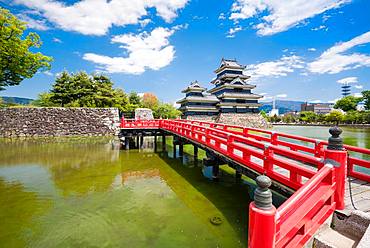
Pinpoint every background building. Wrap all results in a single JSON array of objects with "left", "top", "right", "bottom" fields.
[{"left": 301, "top": 102, "right": 333, "bottom": 114}]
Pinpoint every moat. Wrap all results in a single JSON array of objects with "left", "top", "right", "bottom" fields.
[
  {"left": 1, "top": 126, "right": 369, "bottom": 247},
  {"left": 0, "top": 137, "right": 272, "bottom": 248}
]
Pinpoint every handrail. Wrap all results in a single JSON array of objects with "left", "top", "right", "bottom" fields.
[
  {"left": 155, "top": 119, "right": 370, "bottom": 182},
  {"left": 275, "top": 164, "right": 336, "bottom": 248},
  {"left": 121, "top": 118, "right": 354, "bottom": 248},
  {"left": 120, "top": 118, "right": 369, "bottom": 183}
]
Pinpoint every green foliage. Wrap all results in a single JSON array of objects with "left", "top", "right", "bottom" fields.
[
  {"left": 0, "top": 8, "right": 52, "bottom": 90},
  {"left": 299, "top": 111, "right": 317, "bottom": 123},
  {"left": 31, "top": 92, "right": 58, "bottom": 107},
  {"left": 334, "top": 96, "right": 361, "bottom": 112},
  {"left": 153, "top": 103, "right": 181, "bottom": 119},
  {"left": 259, "top": 110, "right": 268, "bottom": 119},
  {"left": 33, "top": 71, "right": 129, "bottom": 111},
  {"left": 326, "top": 110, "right": 344, "bottom": 124},
  {"left": 281, "top": 114, "right": 296, "bottom": 123},
  {"left": 362, "top": 90, "right": 370, "bottom": 110},
  {"left": 129, "top": 92, "right": 141, "bottom": 106},
  {"left": 269, "top": 114, "right": 281, "bottom": 123}
]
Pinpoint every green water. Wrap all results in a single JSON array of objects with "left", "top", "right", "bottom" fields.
[
  {"left": 0, "top": 137, "right": 264, "bottom": 248},
  {"left": 2, "top": 127, "right": 367, "bottom": 247},
  {"left": 272, "top": 126, "right": 370, "bottom": 149}
]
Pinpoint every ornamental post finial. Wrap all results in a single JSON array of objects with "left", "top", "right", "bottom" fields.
[
  {"left": 327, "top": 126, "right": 343, "bottom": 150},
  {"left": 254, "top": 175, "right": 273, "bottom": 209}
]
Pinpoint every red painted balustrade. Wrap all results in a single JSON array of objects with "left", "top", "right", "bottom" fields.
[{"left": 120, "top": 118, "right": 367, "bottom": 248}]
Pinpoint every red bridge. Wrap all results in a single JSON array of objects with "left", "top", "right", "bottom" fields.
[{"left": 120, "top": 118, "right": 370, "bottom": 248}]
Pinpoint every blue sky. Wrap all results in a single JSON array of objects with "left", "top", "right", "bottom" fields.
[{"left": 1, "top": 0, "right": 369, "bottom": 104}]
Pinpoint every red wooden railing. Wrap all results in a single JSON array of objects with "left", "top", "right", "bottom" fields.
[
  {"left": 120, "top": 118, "right": 368, "bottom": 248},
  {"left": 121, "top": 118, "right": 369, "bottom": 183},
  {"left": 174, "top": 119, "right": 370, "bottom": 183}
]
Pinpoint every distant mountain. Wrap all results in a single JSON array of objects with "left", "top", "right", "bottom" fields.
[
  {"left": 1, "top": 96, "right": 34, "bottom": 105},
  {"left": 259, "top": 100, "right": 305, "bottom": 114}
]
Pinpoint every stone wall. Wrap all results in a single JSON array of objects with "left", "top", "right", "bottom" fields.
[
  {"left": 0, "top": 107, "right": 120, "bottom": 137},
  {"left": 184, "top": 113, "right": 270, "bottom": 129},
  {"left": 216, "top": 113, "right": 270, "bottom": 129},
  {"left": 184, "top": 115, "right": 217, "bottom": 122}
]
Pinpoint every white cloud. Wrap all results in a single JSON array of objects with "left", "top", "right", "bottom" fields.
[
  {"left": 43, "top": 71, "right": 53, "bottom": 76},
  {"left": 311, "top": 25, "right": 328, "bottom": 31},
  {"left": 308, "top": 48, "right": 317, "bottom": 51},
  {"left": 83, "top": 27, "right": 178, "bottom": 74},
  {"left": 17, "top": 14, "right": 50, "bottom": 31},
  {"left": 308, "top": 31, "right": 370, "bottom": 74},
  {"left": 276, "top": 94, "right": 287, "bottom": 98},
  {"left": 229, "top": 0, "right": 349, "bottom": 35},
  {"left": 227, "top": 26, "right": 242, "bottom": 38},
  {"left": 309, "top": 99, "right": 323, "bottom": 103},
  {"left": 219, "top": 13, "right": 226, "bottom": 20},
  {"left": 354, "top": 92, "right": 363, "bottom": 98},
  {"left": 337, "top": 76, "right": 358, "bottom": 84},
  {"left": 14, "top": 0, "right": 188, "bottom": 35},
  {"left": 355, "top": 85, "right": 363, "bottom": 89},
  {"left": 52, "top": 37, "right": 62, "bottom": 43},
  {"left": 245, "top": 55, "right": 304, "bottom": 78}
]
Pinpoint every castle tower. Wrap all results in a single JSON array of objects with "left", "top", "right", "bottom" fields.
[
  {"left": 177, "top": 81, "right": 219, "bottom": 118},
  {"left": 208, "top": 59, "right": 262, "bottom": 113}
]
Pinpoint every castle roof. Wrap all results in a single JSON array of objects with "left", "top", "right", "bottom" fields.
[
  {"left": 214, "top": 58, "right": 246, "bottom": 74},
  {"left": 181, "top": 80, "right": 206, "bottom": 93}
]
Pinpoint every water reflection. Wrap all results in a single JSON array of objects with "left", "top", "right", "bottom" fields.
[{"left": 0, "top": 137, "right": 270, "bottom": 247}]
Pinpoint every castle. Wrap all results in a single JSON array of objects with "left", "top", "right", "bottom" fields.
[{"left": 177, "top": 59, "right": 268, "bottom": 128}]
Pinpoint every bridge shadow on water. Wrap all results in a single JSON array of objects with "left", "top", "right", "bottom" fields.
[{"left": 135, "top": 137, "right": 287, "bottom": 246}]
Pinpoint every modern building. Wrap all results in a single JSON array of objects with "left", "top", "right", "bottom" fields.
[
  {"left": 176, "top": 81, "right": 219, "bottom": 117},
  {"left": 301, "top": 102, "right": 333, "bottom": 114},
  {"left": 341, "top": 84, "right": 351, "bottom": 97},
  {"left": 208, "top": 59, "right": 262, "bottom": 113}
]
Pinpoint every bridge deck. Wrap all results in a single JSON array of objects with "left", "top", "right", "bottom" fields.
[{"left": 344, "top": 178, "right": 370, "bottom": 214}]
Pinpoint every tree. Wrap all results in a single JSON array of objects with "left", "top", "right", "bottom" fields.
[
  {"left": 326, "top": 110, "right": 344, "bottom": 124},
  {"left": 334, "top": 96, "right": 361, "bottom": 112},
  {"left": 299, "top": 111, "right": 317, "bottom": 123},
  {"left": 31, "top": 92, "right": 58, "bottom": 107},
  {"left": 129, "top": 92, "right": 141, "bottom": 106},
  {"left": 0, "top": 8, "right": 52, "bottom": 90},
  {"left": 142, "top": 93, "right": 159, "bottom": 109},
  {"left": 362, "top": 90, "right": 370, "bottom": 110},
  {"left": 34, "top": 71, "right": 129, "bottom": 111},
  {"left": 282, "top": 114, "right": 296, "bottom": 123},
  {"left": 154, "top": 103, "right": 181, "bottom": 119}
]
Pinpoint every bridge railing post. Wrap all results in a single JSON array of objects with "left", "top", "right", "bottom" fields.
[
  {"left": 324, "top": 126, "right": 347, "bottom": 210},
  {"left": 263, "top": 145, "right": 273, "bottom": 174},
  {"left": 248, "top": 175, "right": 276, "bottom": 248}
]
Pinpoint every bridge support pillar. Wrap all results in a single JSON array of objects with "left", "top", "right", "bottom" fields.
[
  {"left": 248, "top": 175, "right": 276, "bottom": 248},
  {"left": 235, "top": 170, "right": 242, "bottom": 181},
  {"left": 124, "top": 137, "right": 130, "bottom": 150},
  {"left": 154, "top": 135, "right": 157, "bottom": 152},
  {"left": 173, "top": 144, "right": 177, "bottom": 158},
  {"left": 162, "top": 135, "right": 166, "bottom": 151},
  {"left": 179, "top": 144, "right": 184, "bottom": 157},
  {"left": 140, "top": 135, "right": 144, "bottom": 149},
  {"left": 325, "top": 126, "right": 347, "bottom": 210},
  {"left": 193, "top": 145, "right": 198, "bottom": 160},
  {"left": 212, "top": 165, "right": 219, "bottom": 181}
]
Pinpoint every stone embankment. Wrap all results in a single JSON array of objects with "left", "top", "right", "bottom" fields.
[
  {"left": 185, "top": 113, "right": 270, "bottom": 129},
  {"left": 0, "top": 107, "right": 120, "bottom": 137}
]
